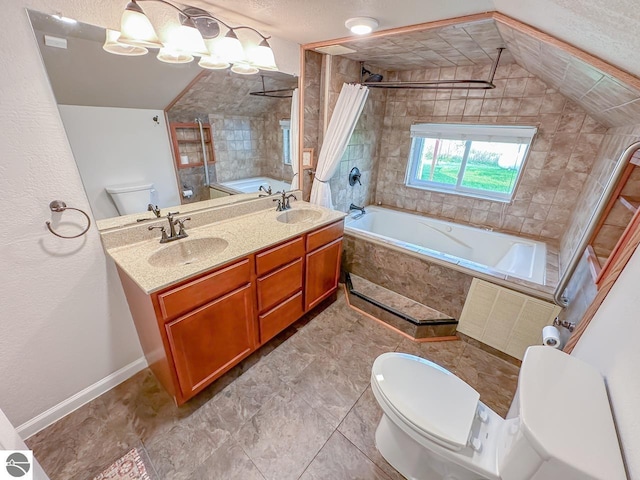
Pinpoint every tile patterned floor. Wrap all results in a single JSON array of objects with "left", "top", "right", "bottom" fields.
[{"left": 26, "top": 292, "right": 520, "bottom": 480}]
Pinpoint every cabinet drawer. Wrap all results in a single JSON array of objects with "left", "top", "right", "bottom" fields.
[
  {"left": 257, "top": 258, "right": 303, "bottom": 313},
  {"left": 166, "top": 284, "right": 255, "bottom": 397},
  {"left": 259, "top": 291, "right": 304, "bottom": 344},
  {"left": 156, "top": 258, "right": 251, "bottom": 322},
  {"left": 306, "top": 220, "right": 344, "bottom": 252},
  {"left": 256, "top": 236, "right": 305, "bottom": 276}
]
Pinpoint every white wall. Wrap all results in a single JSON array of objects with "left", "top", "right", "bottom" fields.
[
  {"left": 58, "top": 105, "right": 180, "bottom": 219},
  {"left": 573, "top": 248, "right": 640, "bottom": 478},
  {"left": 0, "top": 0, "right": 299, "bottom": 435}
]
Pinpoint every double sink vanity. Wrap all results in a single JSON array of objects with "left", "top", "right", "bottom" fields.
[{"left": 101, "top": 194, "right": 346, "bottom": 405}]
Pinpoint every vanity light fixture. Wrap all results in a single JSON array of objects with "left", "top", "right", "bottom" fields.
[
  {"left": 103, "top": 29, "right": 148, "bottom": 56},
  {"left": 345, "top": 17, "right": 379, "bottom": 35},
  {"left": 107, "top": 0, "right": 278, "bottom": 73}
]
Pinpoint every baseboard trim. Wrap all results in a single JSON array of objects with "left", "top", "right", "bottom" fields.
[{"left": 17, "top": 357, "right": 148, "bottom": 440}]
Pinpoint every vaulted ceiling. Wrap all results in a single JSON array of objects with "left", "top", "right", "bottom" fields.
[{"left": 193, "top": 0, "right": 640, "bottom": 80}]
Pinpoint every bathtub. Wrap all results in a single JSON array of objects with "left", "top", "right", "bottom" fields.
[
  {"left": 221, "top": 176, "right": 291, "bottom": 194},
  {"left": 345, "top": 206, "right": 546, "bottom": 285}
]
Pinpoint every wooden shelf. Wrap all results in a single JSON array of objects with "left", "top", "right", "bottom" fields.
[
  {"left": 618, "top": 196, "right": 640, "bottom": 214},
  {"left": 589, "top": 159, "right": 640, "bottom": 289},
  {"left": 169, "top": 122, "right": 215, "bottom": 170}
]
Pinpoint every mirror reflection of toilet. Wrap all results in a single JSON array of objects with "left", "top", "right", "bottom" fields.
[
  {"left": 106, "top": 183, "right": 155, "bottom": 215},
  {"left": 371, "top": 346, "right": 626, "bottom": 480}
]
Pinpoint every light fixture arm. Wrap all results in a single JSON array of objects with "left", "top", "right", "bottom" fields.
[{"left": 135, "top": 0, "right": 269, "bottom": 38}]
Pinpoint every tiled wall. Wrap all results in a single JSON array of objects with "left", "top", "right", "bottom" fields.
[
  {"left": 302, "top": 51, "right": 323, "bottom": 200},
  {"left": 208, "top": 100, "right": 292, "bottom": 185},
  {"left": 374, "top": 63, "right": 607, "bottom": 244},
  {"left": 208, "top": 114, "right": 265, "bottom": 182}
]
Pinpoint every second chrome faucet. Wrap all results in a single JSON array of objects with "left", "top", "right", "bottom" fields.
[
  {"left": 274, "top": 191, "right": 296, "bottom": 211},
  {"left": 149, "top": 212, "right": 191, "bottom": 243}
]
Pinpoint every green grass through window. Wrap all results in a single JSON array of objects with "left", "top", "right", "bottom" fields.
[{"left": 419, "top": 161, "right": 517, "bottom": 193}]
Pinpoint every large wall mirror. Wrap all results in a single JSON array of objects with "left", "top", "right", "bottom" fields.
[{"left": 27, "top": 10, "right": 299, "bottom": 228}]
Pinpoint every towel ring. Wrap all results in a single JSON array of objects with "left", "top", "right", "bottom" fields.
[{"left": 46, "top": 200, "right": 91, "bottom": 239}]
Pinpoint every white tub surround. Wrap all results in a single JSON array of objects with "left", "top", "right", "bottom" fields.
[{"left": 220, "top": 176, "right": 292, "bottom": 194}]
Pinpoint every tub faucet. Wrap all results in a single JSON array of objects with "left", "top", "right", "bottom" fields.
[
  {"left": 349, "top": 203, "right": 366, "bottom": 215},
  {"left": 258, "top": 185, "right": 272, "bottom": 196}
]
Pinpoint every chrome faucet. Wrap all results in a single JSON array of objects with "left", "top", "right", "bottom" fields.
[
  {"left": 273, "top": 191, "right": 296, "bottom": 211},
  {"left": 149, "top": 212, "right": 191, "bottom": 243},
  {"left": 258, "top": 185, "right": 272, "bottom": 196},
  {"left": 147, "top": 204, "right": 161, "bottom": 218},
  {"left": 349, "top": 203, "right": 366, "bottom": 215}
]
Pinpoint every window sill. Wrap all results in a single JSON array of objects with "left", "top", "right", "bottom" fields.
[{"left": 404, "top": 183, "right": 512, "bottom": 203}]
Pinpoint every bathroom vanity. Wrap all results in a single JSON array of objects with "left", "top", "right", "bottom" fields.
[{"left": 103, "top": 199, "right": 344, "bottom": 405}]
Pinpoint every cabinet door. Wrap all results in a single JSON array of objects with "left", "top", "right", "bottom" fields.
[
  {"left": 305, "top": 238, "right": 342, "bottom": 311},
  {"left": 166, "top": 284, "right": 255, "bottom": 397}
]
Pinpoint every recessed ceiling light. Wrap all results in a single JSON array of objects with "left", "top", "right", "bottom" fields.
[{"left": 345, "top": 17, "right": 378, "bottom": 35}]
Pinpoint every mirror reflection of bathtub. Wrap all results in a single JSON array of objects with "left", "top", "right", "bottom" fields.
[
  {"left": 212, "top": 177, "right": 293, "bottom": 196},
  {"left": 345, "top": 205, "right": 552, "bottom": 294}
]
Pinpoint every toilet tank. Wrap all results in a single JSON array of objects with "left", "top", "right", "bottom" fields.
[
  {"left": 497, "top": 346, "right": 626, "bottom": 480},
  {"left": 106, "top": 183, "right": 154, "bottom": 215}
]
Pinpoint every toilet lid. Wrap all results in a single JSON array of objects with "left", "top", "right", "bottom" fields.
[{"left": 372, "top": 352, "right": 480, "bottom": 450}]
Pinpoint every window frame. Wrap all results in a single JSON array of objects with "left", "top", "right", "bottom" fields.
[
  {"left": 405, "top": 123, "right": 537, "bottom": 203},
  {"left": 280, "top": 119, "right": 292, "bottom": 165}
]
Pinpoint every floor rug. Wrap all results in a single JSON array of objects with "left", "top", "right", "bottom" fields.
[{"left": 93, "top": 448, "right": 152, "bottom": 480}]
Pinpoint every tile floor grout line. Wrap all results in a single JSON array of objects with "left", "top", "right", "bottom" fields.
[
  {"left": 336, "top": 430, "right": 395, "bottom": 480},
  {"left": 295, "top": 426, "right": 337, "bottom": 480},
  {"left": 238, "top": 442, "right": 269, "bottom": 480}
]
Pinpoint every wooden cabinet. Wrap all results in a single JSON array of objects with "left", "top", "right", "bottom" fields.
[
  {"left": 166, "top": 285, "right": 255, "bottom": 397},
  {"left": 305, "top": 237, "right": 343, "bottom": 310},
  {"left": 118, "top": 219, "right": 344, "bottom": 405}
]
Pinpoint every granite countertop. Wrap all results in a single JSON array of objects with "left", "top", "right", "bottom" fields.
[{"left": 105, "top": 201, "right": 346, "bottom": 294}]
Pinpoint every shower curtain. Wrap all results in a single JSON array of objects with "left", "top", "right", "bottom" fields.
[
  {"left": 310, "top": 83, "right": 369, "bottom": 209},
  {"left": 290, "top": 88, "right": 300, "bottom": 190}
]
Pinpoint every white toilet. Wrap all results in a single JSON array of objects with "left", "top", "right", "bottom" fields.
[
  {"left": 105, "top": 183, "right": 155, "bottom": 215},
  {"left": 371, "top": 347, "right": 626, "bottom": 480}
]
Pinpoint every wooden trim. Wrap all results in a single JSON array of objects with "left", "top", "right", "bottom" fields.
[
  {"left": 164, "top": 70, "right": 207, "bottom": 113},
  {"left": 492, "top": 12, "right": 640, "bottom": 92},
  {"left": 565, "top": 210, "right": 640, "bottom": 353},
  {"left": 301, "top": 12, "right": 495, "bottom": 50},
  {"left": 169, "top": 122, "right": 215, "bottom": 170}
]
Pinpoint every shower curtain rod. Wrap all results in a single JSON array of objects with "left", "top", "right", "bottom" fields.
[
  {"left": 356, "top": 48, "right": 504, "bottom": 90},
  {"left": 249, "top": 75, "right": 295, "bottom": 98}
]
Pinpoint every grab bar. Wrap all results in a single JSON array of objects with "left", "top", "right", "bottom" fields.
[
  {"left": 554, "top": 141, "right": 640, "bottom": 306},
  {"left": 45, "top": 200, "right": 91, "bottom": 239}
]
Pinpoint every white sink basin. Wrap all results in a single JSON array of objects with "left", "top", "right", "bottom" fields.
[
  {"left": 148, "top": 237, "right": 229, "bottom": 268},
  {"left": 276, "top": 209, "right": 322, "bottom": 224}
]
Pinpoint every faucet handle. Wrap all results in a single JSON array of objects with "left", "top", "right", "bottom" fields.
[
  {"left": 148, "top": 225, "right": 168, "bottom": 242},
  {"left": 176, "top": 217, "right": 191, "bottom": 235},
  {"left": 273, "top": 198, "right": 284, "bottom": 211}
]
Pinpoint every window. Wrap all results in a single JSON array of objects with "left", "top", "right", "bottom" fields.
[
  {"left": 406, "top": 123, "right": 537, "bottom": 202},
  {"left": 280, "top": 119, "right": 291, "bottom": 165}
]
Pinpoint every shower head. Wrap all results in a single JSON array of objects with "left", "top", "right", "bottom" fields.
[{"left": 361, "top": 65, "right": 383, "bottom": 83}]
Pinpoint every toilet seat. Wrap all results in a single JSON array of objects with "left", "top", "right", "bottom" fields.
[{"left": 371, "top": 353, "right": 480, "bottom": 451}]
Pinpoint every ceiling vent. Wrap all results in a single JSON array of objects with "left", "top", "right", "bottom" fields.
[{"left": 314, "top": 44, "right": 357, "bottom": 55}]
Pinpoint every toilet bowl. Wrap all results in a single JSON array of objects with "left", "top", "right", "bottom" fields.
[
  {"left": 106, "top": 183, "right": 154, "bottom": 215},
  {"left": 371, "top": 347, "right": 626, "bottom": 480}
]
